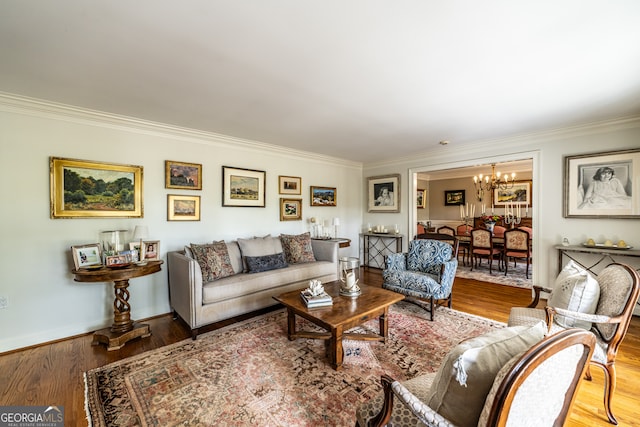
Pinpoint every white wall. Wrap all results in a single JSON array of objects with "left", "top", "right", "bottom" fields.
[
  {"left": 0, "top": 95, "right": 363, "bottom": 352},
  {"left": 363, "top": 117, "right": 640, "bottom": 289}
]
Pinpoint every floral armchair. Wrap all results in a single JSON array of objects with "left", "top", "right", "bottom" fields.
[{"left": 382, "top": 239, "right": 458, "bottom": 320}]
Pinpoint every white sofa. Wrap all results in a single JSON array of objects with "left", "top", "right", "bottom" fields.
[{"left": 167, "top": 235, "right": 339, "bottom": 338}]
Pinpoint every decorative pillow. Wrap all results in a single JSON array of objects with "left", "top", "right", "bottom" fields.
[
  {"left": 548, "top": 260, "right": 600, "bottom": 329},
  {"left": 426, "top": 322, "right": 546, "bottom": 427},
  {"left": 280, "top": 232, "right": 316, "bottom": 264},
  {"left": 190, "top": 242, "right": 235, "bottom": 282},
  {"left": 237, "top": 235, "right": 284, "bottom": 272},
  {"left": 245, "top": 252, "right": 288, "bottom": 273}
]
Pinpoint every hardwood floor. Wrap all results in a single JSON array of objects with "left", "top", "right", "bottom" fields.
[{"left": 1, "top": 270, "right": 638, "bottom": 426}]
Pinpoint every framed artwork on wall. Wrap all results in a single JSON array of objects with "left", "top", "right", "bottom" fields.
[
  {"left": 50, "top": 157, "right": 143, "bottom": 219},
  {"left": 417, "top": 188, "right": 426, "bottom": 209},
  {"left": 222, "top": 166, "right": 266, "bottom": 207},
  {"left": 444, "top": 190, "right": 465, "bottom": 206},
  {"left": 367, "top": 174, "right": 400, "bottom": 212},
  {"left": 280, "top": 198, "right": 302, "bottom": 220},
  {"left": 564, "top": 148, "right": 639, "bottom": 218},
  {"left": 278, "top": 175, "right": 302, "bottom": 195},
  {"left": 493, "top": 181, "right": 532, "bottom": 207},
  {"left": 310, "top": 186, "right": 337, "bottom": 206},
  {"left": 167, "top": 194, "right": 201, "bottom": 221},
  {"left": 165, "top": 160, "right": 202, "bottom": 190}
]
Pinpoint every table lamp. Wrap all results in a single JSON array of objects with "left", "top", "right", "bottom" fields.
[
  {"left": 132, "top": 225, "right": 149, "bottom": 262},
  {"left": 332, "top": 217, "right": 340, "bottom": 239}
]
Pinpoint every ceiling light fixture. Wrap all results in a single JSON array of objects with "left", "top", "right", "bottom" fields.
[{"left": 473, "top": 163, "right": 515, "bottom": 202}]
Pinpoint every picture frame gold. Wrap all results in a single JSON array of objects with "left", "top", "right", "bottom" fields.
[
  {"left": 310, "top": 186, "right": 337, "bottom": 206},
  {"left": 417, "top": 188, "right": 426, "bottom": 209},
  {"left": 50, "top": 157, "right": 143, "bottom": 219},
  {"left": 280, "top": 198, "right": 302, "bottom": 221},
  {"left": 278, "top": 175, "right": 302, "bottom": 195},
  {"left": 165, "top": 160, "right": 202, "bottom": 190},
  {"left": 222, "top": 166, "right": 266, "bottom": 207},
  {"left": 167, "top": 194, "right": 201, "bottom": 221}
]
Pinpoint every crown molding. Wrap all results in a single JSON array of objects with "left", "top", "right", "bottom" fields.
[{"left": 0, "top": 92, "right": 362, "bottom": 169}]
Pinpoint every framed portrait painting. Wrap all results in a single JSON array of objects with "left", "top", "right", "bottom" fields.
[
  {"left": 310, "top": 186, "right": 337, "bottom": 206},
  {"left": 494, "top": 181, "right": 532, "bottom": 207},
  {"left": 444, "top": 190, "right": 465, "bottom": 206},
  {"left": 222, "top": 166, "right": 266, "bottom": 207},
  {"left": 165, "top": 160, "right": 202, "bottom": 190},
  {"left": 280, "top": 198, "right": 302, "bottom": 221},
  {"left": 50, "top": 157, "right": 143, "bottom": 219},
  {"left": 564, "top": 148, "right": 639, "bottom": 218},
  {"left": 368, "top": 174, "right": 400, "bottom": 212}
]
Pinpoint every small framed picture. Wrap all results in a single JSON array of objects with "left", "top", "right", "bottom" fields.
[
  {"left": 280, "top": 198, "right": 302, "bottom": 221},
  {"left": 494, "top": 181, "right": 532, "bottom": 207},
  {"left": 71, "top": 243, "right": 102, "bottom": 270},
  {"left": 222, "top": 166, "right": 266, "bottom": 207},
  {"left": 417, "top": 188, "right": 426, "bottom": 209},
  {"left": 444, "top": 190, "right": 465, "bottom": 206},
  {"left": 128, "top": 242, "right": 144, "bottom": 261},
  {"left": 144, "top": 240, "right": 160, "bottom": 260},
  {"left": 279, "top": 175, "right": 302, "bottom": 195},
  {"left": 165, "top": 160, "right": 202, "bottom": 190},
  {"left": 167, "top": 194, "right": 201, "bottom": 221},
  {"left": 367, "top": 174, "right": 400, "bottom": 212},
  {"left": 310, "top": 186, "right": 337, "bottom": 206},
  {"left": 105, "top": 254, "right": 130, "bottom": 267}
]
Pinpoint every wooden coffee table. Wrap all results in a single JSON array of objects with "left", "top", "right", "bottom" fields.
[{"left": 273, "top": 280, "right": 404, "bottom": 370}]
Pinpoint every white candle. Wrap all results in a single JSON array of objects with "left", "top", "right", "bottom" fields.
[
  {"left": 346, "top": 272, "right": 356, "bottom": 289},
  {"left": 460, "top": 205, "right": 463, "bottom": 218}
]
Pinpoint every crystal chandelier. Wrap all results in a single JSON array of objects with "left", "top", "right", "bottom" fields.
[{"left": 473, "top": 163, "right": 515, "bottom": 202}]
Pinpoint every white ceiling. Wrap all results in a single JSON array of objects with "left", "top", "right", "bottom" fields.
[{"left": 2, "top": 1, "right": 640, "bottom": 163}]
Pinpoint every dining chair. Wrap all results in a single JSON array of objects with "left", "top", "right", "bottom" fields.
[
  {"left": 455, "top": 224, "right": 473, "bottom": 266},
  {"left": 437, "top": 225, "right": 455, "bottom": 236},
  {"left": 503, "top": 227, "right": 532, "bottom": 278},
  {"left": 470, "top": 228, "right": 502, "bottom": 274}
]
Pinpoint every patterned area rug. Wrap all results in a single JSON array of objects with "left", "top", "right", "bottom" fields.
[
  {"left": 85, "top": 302, "right": 504, "bottom": 426},
  {"left": 455, "top": 259, "right": 532, "bottom": 288}
]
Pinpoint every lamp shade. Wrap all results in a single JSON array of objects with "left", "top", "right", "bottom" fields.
[
  {"left": 133, "top": 225, "right": 149, "bottom": 240},
  {"left": 332, "top": 218, "right": 340, "bottom": 226}
]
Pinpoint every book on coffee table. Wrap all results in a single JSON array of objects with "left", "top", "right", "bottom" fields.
[{"left": 300, "top": 290, "right": 333, "bottom": 308}]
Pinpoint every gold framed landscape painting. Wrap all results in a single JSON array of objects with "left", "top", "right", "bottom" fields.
[
  {"left": 280, "top": 198, "right": 302, "bottom": 221},
  {"left": 165, "top": 160, "right": 202, "bottom": 190},
  {"left": 50, "top": 157, "right": 143, "bottom": 218},
  {"left": 167, "top": 194, "right": 201, "bottom": 221}
]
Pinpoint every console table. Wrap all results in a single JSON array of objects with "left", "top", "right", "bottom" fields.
[
  {"left": 312, "top": 237, "right": 351, "bottom": 248},
  {"left": 555, "top": 244, "right": 640, "bottom": 276},
  {"left": 361, "top": 233, "right": 403, "bottom": 269},
  {"left": 72, "top": 260, "right": 163, "bottom": 350}
]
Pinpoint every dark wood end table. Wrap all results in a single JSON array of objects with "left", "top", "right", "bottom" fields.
[
  {"left": 273, "top": 280, "right": 404, "bottom": 370},
  {"left": 72, "top": 260, "right": 163, "bottom": 351}
]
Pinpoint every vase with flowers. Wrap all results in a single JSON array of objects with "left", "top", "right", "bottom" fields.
[{"left": 480, "top": 214, "right": 502, "bottom": 233}]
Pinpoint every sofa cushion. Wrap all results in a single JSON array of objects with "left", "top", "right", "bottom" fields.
[
  {"left": 280, "top": 232, "right": 316, "bottom": 264},
  {"left": 548, "top": 260, "right": 600, "bottom": 329},
  {"left": 245, "top": 252, "right": 288, "bottom": 273},
  {"left": 426, "top": 322, "right": 546, "bottom": 427},
  {"left": 190, "top": 242, "right": 235, "bottom": 282},
  {"left": 237, "top": 235, "right": 284, "bottom": 272},
  {"left": 225, "top": 241, "right": 243, "bottom": 274}
]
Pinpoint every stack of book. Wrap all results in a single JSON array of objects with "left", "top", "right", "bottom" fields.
[{"left": 300, "top": 289, "right": 333, "bottom": 308}]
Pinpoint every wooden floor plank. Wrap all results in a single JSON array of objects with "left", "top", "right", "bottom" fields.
[{"left": 0, "top": 269, "right": 638, "bottom": 426}]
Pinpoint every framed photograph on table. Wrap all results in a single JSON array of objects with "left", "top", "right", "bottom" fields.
[
  {"left": 564, "top": 148, "right": 639, "bottom": 218},
  {"left": 50, "top": 157, "right": 143, "bottom": 219},
  {"left": 368, "top": 174, "right": 400, "bottom": 212},
  {"left": 165, "top": 160, "right": 202, "bottom": 190},
  {"left": 167, "top": 194, "right": 201, "bottom": 221},
  {"left": 71, "top": 243, "right": 102, "bottom": 270},
  {"left": 222, "top": 166, "right": 266, "bottom": 207},
  {"left": 278, "top": 176, "right": 302, "bottom": 195},
  {"left": 280, "top": 198, "right": 302, "bottom": 221},
  {"left": 494, "top": 181, "right": 532, "bottom": 207},
  {"left": 143, "top": 240, "right": 160, "bottom": 260},
  {"left": 310, "top": 186, "right": 337, "bottom": 206},
  {"left": 444, "top": 190, "right": 465, "bottom": 206}
]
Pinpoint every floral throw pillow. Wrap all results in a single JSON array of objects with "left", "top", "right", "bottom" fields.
[
  {"left": 190, "top": 242, "right": 235, "bottom": 282},
  {"left": 280, "top": 233, "right": 316, "bottom": 264}
]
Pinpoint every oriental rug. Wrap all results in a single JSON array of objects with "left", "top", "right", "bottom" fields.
[
  {"left": 85, "top": 302, "right": 504, "bottom": 427},
  {"left": 455, "top": 260, "right": 532, "bottom": 288}
]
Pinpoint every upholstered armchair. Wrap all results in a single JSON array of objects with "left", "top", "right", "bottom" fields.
[
  {"left": 508, "top": 262, "right": 640, "bottom": 425},
  {"left": 356, "top": 327, "right": 595, "bottom": 427},
  {"left": 382, "top": 239, "right": 458, "bottom": 320}
]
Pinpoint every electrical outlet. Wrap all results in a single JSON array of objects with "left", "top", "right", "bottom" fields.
[{"left": 0, "top": 296, "right": 7, "bottom": 309}]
